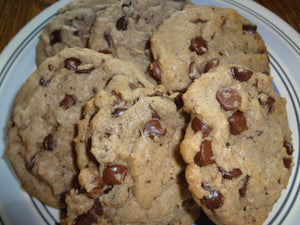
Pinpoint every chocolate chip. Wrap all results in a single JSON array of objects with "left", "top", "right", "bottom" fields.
[
  {"left": 103, "top": 165, "right": 128, "bottom": 185},
  {"left": 64, "top": 58, "right": 81, "bottom": 71},
  {"left": 203, "top": 58, "right": 219, "bottom": 73},
  {"left": 189, "top": 61, "right": 195, "bottom": 77},
  {"left": 74, "top": 212, "right": 97, "bottom": 225},
  {"left": 173, "top": 93, "right": 184, "bottom": 110},
  {"left": 60, "top": 94, "right": 77, "bottom": 109},
  {"left": 243, "top": 24, "right": 257, "bottom": 34},
  {"left": 190, "top": 36, "right": 208, "bottom": 55},
  {"left": 191, "top": 18, "right": 208, "bottom": 23},
  {"left": 39, "top": 77, "right": 50, "bottom": 86},
  {"left": 43, "top": 134, "right": 55, "bottom": 151},
  {"left": 239, "top": 175, "right": 250, "bottom": 197},
  {"left": 74, "top": 200, "right": 103, "bottom": 225},
  {"left": 259, "top": 95, "right": 275, "bottom": 112},
  {"left": 50, "top": 29, "right": 61, "bottom": 46},
  {"left": 112, "top": 108, "right": 127, "bottom": 117},
  {"left": 143, "top": 120, "right": 167, "bottom": 139},
  {"left": 194, "top": 141, "right": 215, "bottom": 166},
  {"left": 104, "top": 31, "right": 112, "bottom": 47},
  {"left": 116, "top": 16, "right": 128, "bottom": 31},
  {"left": 128, "top": 81, "right": 145, "bottom": 90},
  {"left": 75, "top": 66, "right": 95, "bottom": 74},
  {"left": 149, "top": 105, "right": 160, "bottom": 120},
  {"left": 48, "top": 64, "right": 53, "bottom": 71},
  {"left": 98, "top": 49, "right": 112, "bottom": 55},
  {"left": 219, "top": 167, "right": 242, "bottom": 179},
  {"left": 228, "top": 111, "right": 247, "bottom": 135},
  {"left": 151, "top": 60, "right": 162, "bottom": 81},
  {"left": 283, "top": 157, "right": 292, "bottom": 169},
  {"left": 73, "top": 30, "right": 79, "bottom": 36},
  {"left": 284, "top": 140, "right": 293, "bottom": 155},
  {"left": 231, "top": 66, "right": 253, "bottom": 82},
  {"left": 216, "top": 88, "right": 241, "bottom": 111},
  {"left": 201, "top": 183, "right": 223, "bottom": 209},
  {"left": 191, "top": 118, "right": 212, "bottom": 137}
]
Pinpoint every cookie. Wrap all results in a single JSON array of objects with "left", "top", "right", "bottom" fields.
[
  {"left": 150, "top": 5, "right": 270, "bottom": 93},
  {"left": 180, "top": 65, "right": 293, "bottom": 225},
  {"left": 35, "top": 0, "right": 118, "bottom": 65},
  {"left": 88, "top": 0, "right": 187, "bottom": 76},
  {"left": 6, "top": 47, "right": 154, "bottom": 208},
  {"left": 63, "top": 79, "right": 200, "bottom": 224}
]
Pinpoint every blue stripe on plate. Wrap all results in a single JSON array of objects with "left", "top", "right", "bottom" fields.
[
  {"left": 268, "top": 53, "right": 300, "bottom": 224},
  {"left": 30, "top": 197, "right": 51, "bottom": 225}
]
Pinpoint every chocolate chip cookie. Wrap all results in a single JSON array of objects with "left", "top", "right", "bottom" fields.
[
  {"left": 150, "top": 5, "right": 270, "bottom": 93},
  {"left": 35, "top": 0, "right": 118, "bottom": 65},
  {"left": 63, "top": 78, "right": 200, "bottom": 224},
  {"left": 6, "top": 47, "right": 154, "bottom": 208},
  {"left": 180, "top": 65, "right": 293, "bottom": 225},
  {"left": 88, "top": 0, "right": 187, "bottom": 77}
]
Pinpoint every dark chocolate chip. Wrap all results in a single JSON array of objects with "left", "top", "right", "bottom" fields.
[
  {"left": 201, "top": 183, "right": 223, "bottom": 209},
  {"left": 103, "top": 165, "right": 128, "bottom": 185},
  {"left": 60, "top": 94, "right": 77, "bottom": 109},
  {"left": 259, "top": 95, "right": 275, "bottom": 112},
  {"left": 243, "top": 24, "right": 257, "bottom": 34},
  {"left": 74, "top": 212, "right": 97, "bottom": 225},
  {"left": 216, "top": 88, "right": 241, "bottom": 111},
  {"left": 43, "top": 134, "right": 55, "bottom": 151},
  {"left": 219, "top": 167, "right": 242, "bottom": 179},
  {"left": 64, "top": 58, "right": 81, "bottom": 71},
  {"left": 239, "top": 175, "right": 250, "bottom": 197},
  {"left": 98, "top": 49, "right": 112, "bottom": 55},
  {"left": 191, "top": 18, "right": 208, "bottom": 23},
  {"left": 191, "top": 118, "right": 212, "bottom": 137},
  {"left": 112, "top": 108, "right": 127, "bottom": 118},
  {"left": 190, "top": 36, "right": 208, "bottom": 55},
  {"left": 75, "top": 66, "right": 95, "bottom": 74},
  {"left": 151, "top": 60, "right": 162, "bottom": 81},
  {"left": 194, "top": 141, "right": 215, "bottom": 166},
  {"left": 203, "top": 58, "right": 219, "bottom": 73},
  {"left": 231, "top": 66, "right": 253, "bottom": 82},
  {"left": 128, "top": 81, "right": 145, "bottom": 90},
  {"left": 228, "top": 111, "right": 247, "bottom": 135},
  {"left": 116, "top": 16, "right": 128, "bottom": 31},
  {"left": 104, "top": 31, "right": 112, "bottom": 47},
  {"left": 283, "top": 157, "right": 292, "bottom": 169},
  {"left": 50, "top": 29, "right": 61, "bottom": 46},
  {"left": 48, "top": 64, "right": 53, "bottom": 71},
  {"left": 149, "top": 105, "right": 160, "bottom": 120},
  {"left": 173, "top": 93, "right": 184, "bottom": 110},
  {"left": 143, "top": 120, "right": 167, "bottom": 139},
  {"left": 284, "top": 140, "right": 293, "bottom": 155},
  {"left": 39, "top": 77, "right": 50, "bottom": 86}
]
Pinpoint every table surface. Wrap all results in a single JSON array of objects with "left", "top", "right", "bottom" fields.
[{"left": 0, "top": 0, "right": 299, "bottom": 53}]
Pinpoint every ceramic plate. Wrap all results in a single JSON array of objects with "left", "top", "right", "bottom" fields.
[{"left": 0, "top": 0, "right": 299, "bottom": 224}]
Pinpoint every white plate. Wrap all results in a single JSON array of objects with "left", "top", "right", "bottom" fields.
[{"left": 0, "top": 0, "right": 299, "bottom": 224}]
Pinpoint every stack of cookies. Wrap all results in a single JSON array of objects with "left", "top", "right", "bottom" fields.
[{"left": 6, "top": 0, "right": 294, "bottom": 225}]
